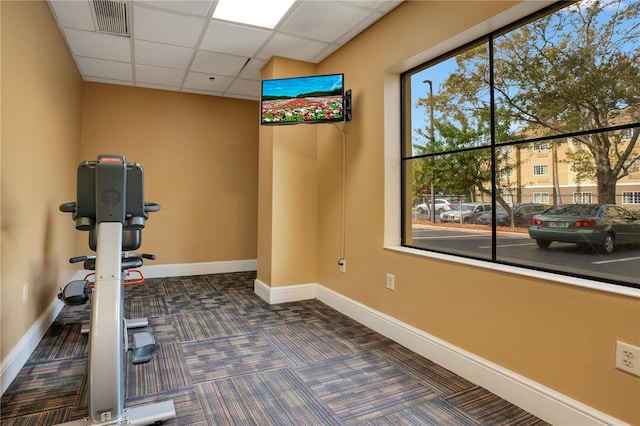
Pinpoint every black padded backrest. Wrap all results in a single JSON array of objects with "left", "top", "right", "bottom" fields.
[
  {"left": 72, "top": 157, "right": 149, "bottom": 231},
  {"left": 63, "top": 155, "right": 160, "bottom": 253}
]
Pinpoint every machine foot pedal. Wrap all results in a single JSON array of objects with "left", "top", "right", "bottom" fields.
[
  {"left": 58, "top": 280, "right": 91, "bottom": 306},
  {"left": 131, "top": 332, "right": 159, "bottom": 364}
]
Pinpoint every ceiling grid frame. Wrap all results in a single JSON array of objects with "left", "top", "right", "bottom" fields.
[{"left": 48, "top": 0, "right": 404, "bottom": 100}]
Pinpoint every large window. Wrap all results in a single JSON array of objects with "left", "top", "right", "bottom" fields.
[{"left": 401, "top": 1, "right": 640, "bottom": 289}]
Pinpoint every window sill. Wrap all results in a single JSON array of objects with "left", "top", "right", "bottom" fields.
[{"left": 384, "top": 245, "right": 640, "bottom": 299}]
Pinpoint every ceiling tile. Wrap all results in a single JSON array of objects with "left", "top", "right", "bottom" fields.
[
  {"left": 279, "top": 1, "right": 370, "bottom": 43},
  {"left": 200, "top": 21, "right": 272, "bottom": 57},
  {"left": 183, "top": 72, "right": 234, "bottom": 92},
  {"left": 226, "top": 79, "right": 261, "bottom": 98},
  {"left": 256, "top": 33, "right": 328, "bottom": 63},
  {"left": 133, "top": 5, "right": 206, "bottom": 47},
  {"left": 238, "top": 58, "right": 266, "bottom": 80},
  {"left": 191, "top": 50, "right": 248, "bottom": 76},
  {"left": 49, "top": 0, "right": 95, "bottom": 31},
  {"left": 134, "top": 40, "right": 193, "bottom": 69},
  {"left": 47, "top": 0, "right": 404, "bottom": 100},
  {"left": 76, "top": 57, "right": 133, "bottom": 81},
  {"left": 64, "top": 28, "right": 131, "bottom": 62},
  {"left": 134, "top": 0, "right": 215, "bottom": 17},
  {"left": 135, "top": 65, "right": 185, "bottom": 86}
]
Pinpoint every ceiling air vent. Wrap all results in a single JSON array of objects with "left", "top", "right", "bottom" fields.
[{"left": 91, "top": 0, "right": 129, "bottom": 37}]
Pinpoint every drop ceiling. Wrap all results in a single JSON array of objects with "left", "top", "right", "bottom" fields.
[{"left": 48, "top": 0, "right": 403, "bottom": 101}]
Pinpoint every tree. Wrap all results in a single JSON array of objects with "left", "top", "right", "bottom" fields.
[
  {"left": 495, "top": 0, "right": 640, "bottom": 203},
  {"left": 416, "top": 0, "right": 640, "bottom": 204}
]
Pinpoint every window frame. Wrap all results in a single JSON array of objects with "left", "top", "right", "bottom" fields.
[{"left": 399, "top": 1, "right": 640, "bottom": 290}]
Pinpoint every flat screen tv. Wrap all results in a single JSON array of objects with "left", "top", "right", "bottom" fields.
[{"left": 261, "top": 73, "right": 345, "bottom": 125}]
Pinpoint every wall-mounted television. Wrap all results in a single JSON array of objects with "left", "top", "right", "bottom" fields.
[{"left": 261, "top": 73, "right": 345, "bottom": 125}]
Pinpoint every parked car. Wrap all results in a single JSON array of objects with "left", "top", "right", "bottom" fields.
[
  {"left": 416, "top": 198, "right": 453, "bottom": 214},
  {"left": 440, "top": 202, "right": 491, "bottom": 223},
  {"left": 475, "top": 203, "right": 547, "bottom": 227},
  {"left": 528, "top": 204, "right": 640, "bottom": 254}
]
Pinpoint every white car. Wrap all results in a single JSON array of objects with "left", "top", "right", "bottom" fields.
[
  {"left": 440, "top": 202, "right": 492, "bottom": 223},
  {"left": 416, "top": 199, "right": 453, "bottom": 214}
]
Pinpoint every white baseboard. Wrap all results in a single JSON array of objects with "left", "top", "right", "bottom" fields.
[
  {"left": 1, "top": 259, "right": 257, "bottom": 396},
  {"left": 140, "top": 259, "right": 257, "bottom": 278},
  {"left": 255, "top": 281, "right": 626, "bottom": 426},
  {"left": 254, "top": 279, "right": 316, "bottom": 304},
  {"left": 1, "top": 297, "right": 65, "bottom": 395}
]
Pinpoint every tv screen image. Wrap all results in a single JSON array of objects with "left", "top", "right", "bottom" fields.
[{"left": 261, "top": 74, "right": 344, "bottom": 125}]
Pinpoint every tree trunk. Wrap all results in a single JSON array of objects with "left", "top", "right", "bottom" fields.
[
  {"left": 593, "top": 135, "right": 616, "bottom": 204},
  {"left": 596, "top": 168, "right": 617, "bottom": 204}
]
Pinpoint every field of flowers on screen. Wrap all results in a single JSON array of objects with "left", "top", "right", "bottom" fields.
[{"left": 262, "top": 96, "right": 343, "bottom": 123}]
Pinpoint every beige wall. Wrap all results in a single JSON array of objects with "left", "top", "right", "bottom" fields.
[
  {"left": 1, "top": 1, "right": 259, "bottom": 363},
  {"left": 1, "top": 1, "right": 83, "bottom": 360},
  {"left": 2, "top": 0, "right": 639, "bottom": 423},
  {"left": 309, "top": 1, "right": 639, "bottom": 423},
  {"left": 80, "top": 83, "right": 258, "bottom": 265},
  {"left": 258, "top": 58, "right": 318, "bottom": 286}
]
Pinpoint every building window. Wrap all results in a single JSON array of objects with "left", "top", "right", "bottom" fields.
[
  {"left": 401, "top": 0, "right": 640, "bottom": 288},
  {"left": 622, "top": 192, "right": 640, "bottom": 204},
  {"left": 533, "top": 165, "right": 548, "bottom": 175},
  {"left": 532, "top": 142, "right": 549, "bottom": 151},
  {"left": 533, "top": 192, "right": 550, "bottom": 204},
  {"left": 573, "top": 192, "right": 593, "bottom": 203}
]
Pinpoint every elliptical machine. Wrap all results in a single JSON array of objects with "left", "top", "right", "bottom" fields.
[{"left": 56, "top": 155, "right": 175, "bottom": 425}]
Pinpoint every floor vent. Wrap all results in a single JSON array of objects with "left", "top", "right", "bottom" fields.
[{"left": 92, "top": 0, "right": 129, "bottom": 37}]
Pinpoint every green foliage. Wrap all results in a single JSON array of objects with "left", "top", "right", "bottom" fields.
[{"left": 412, "top": 0, "right": 640, "bottom": 204}]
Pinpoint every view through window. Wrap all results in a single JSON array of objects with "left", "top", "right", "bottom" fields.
[{"left": 401, "top": 0, "right": 640, "bottom": 288}]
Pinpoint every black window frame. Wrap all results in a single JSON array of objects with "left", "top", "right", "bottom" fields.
[{"left": 400, "top": 1, "right": 640, "bottom": 290}]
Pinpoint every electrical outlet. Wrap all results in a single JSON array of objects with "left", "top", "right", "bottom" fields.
[
  {"left": 23, "top": 283, "right": 29, "bottom": 302},
  {"left": 338, "top": 258, "right": 346, "bottom": 273},
  {"left": 386, "top": 273, "right": 395, "bottom": 290},
  {"left": 615, "top": 341, "right": 640, "bottom": 377}
]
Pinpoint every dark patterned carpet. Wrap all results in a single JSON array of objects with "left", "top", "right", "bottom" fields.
[{"left": 1, "top": 271, "right": 549, "bottom": 425}]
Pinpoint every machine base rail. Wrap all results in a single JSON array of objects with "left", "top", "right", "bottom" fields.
[{"left": 55, "top": 400, "right": 176, "bottom": 425}]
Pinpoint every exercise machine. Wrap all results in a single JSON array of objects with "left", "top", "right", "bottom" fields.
[{"left": 56, "top": 155, "right": 175, "bottom": 425}]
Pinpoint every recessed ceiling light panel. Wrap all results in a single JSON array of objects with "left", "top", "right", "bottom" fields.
[{"left": 212, "top": 0, "right": 295, "bottom": 29}]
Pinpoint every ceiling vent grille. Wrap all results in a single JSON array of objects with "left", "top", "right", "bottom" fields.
[{"left": 92, "top": 0, "right": 129, "bottom": 37}]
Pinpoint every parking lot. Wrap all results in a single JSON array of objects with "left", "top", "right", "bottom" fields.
[{"left": 410, "top": 226, "right": 640, "bottom": 286}]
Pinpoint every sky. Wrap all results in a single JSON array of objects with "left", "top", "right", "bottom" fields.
[
  {"left": 410, "top": 57, "right": 457, "bottom": 140},
  {"left": 262, "top": 74, "right": 343, "bottom": 98},
  {"left": 407, "top": 0, "right": 637, "bottom": 146}
]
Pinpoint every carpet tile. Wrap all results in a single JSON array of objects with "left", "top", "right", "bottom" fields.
[
  {"left": 374, "top": 342, "right": 475, "bottom": 395},
  {"left": 28, "top": 323, "right": 87, "bottom": 362},
  {"left": 294, "top": 351, "right": 438, "bottom": 422},
  {"left": 364, "top": 399, "right": 477, "bottom": 426},
  {"left": 125, "top": 342, "right": 192, "bottom": 397},
  {"left": 263, "top": 320, "right": 362, "bottom": 366},
  {"left": 173, "top": 308, "right": 251, "bottom": 342},
  {"left": 126, "top": 294, "right": 170, "bottom": 318},
  {"left": 446, "top": 386, "right": 544, "bottom": 425},
  {"left": 238, "top": 301, "right": 328, "bottom": 329},
  {"left": 196, "top": 369, "right": 341, "bottom": 426},
  {"left": 1, "top": 271, "right": 550, "bottom": 425},
  {"left": 137, "top": 314, "right": 179, "bottom": 344},
  {"left": 182, "top": 333, "right": 290, "bottom": 383},
  {"left": 1, "top": 358, "right": 87, "bottom": 418}
]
